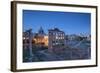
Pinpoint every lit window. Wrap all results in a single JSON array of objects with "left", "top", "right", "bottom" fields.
[
  {"left": 62, "top": 37, "right": 64, "bottom": 39},
  {"left": 56, "top": 36, "right": 59, "bottom": 39}
]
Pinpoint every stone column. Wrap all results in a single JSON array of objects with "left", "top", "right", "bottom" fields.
[{"left": 28, "top": 29, "right": 33, "bottom": 62}]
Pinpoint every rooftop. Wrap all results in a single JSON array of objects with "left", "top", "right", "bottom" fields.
[{"left": 48, "top": 28, "right": 64, "bottom": 33}]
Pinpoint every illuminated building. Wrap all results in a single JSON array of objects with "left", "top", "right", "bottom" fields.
[
  {"left": 33, "top": 35, "right": 48, "bottom": 47},
  {"left": 48, "top": 28, "right": 66, "bottom": 52},
  {"left": 33, "top": 27, "right": 48, "bottom": 47}
]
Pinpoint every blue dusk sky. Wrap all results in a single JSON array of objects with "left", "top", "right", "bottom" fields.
[{"left": 23, "top": 10, "right": 91, "bottom": 35}]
